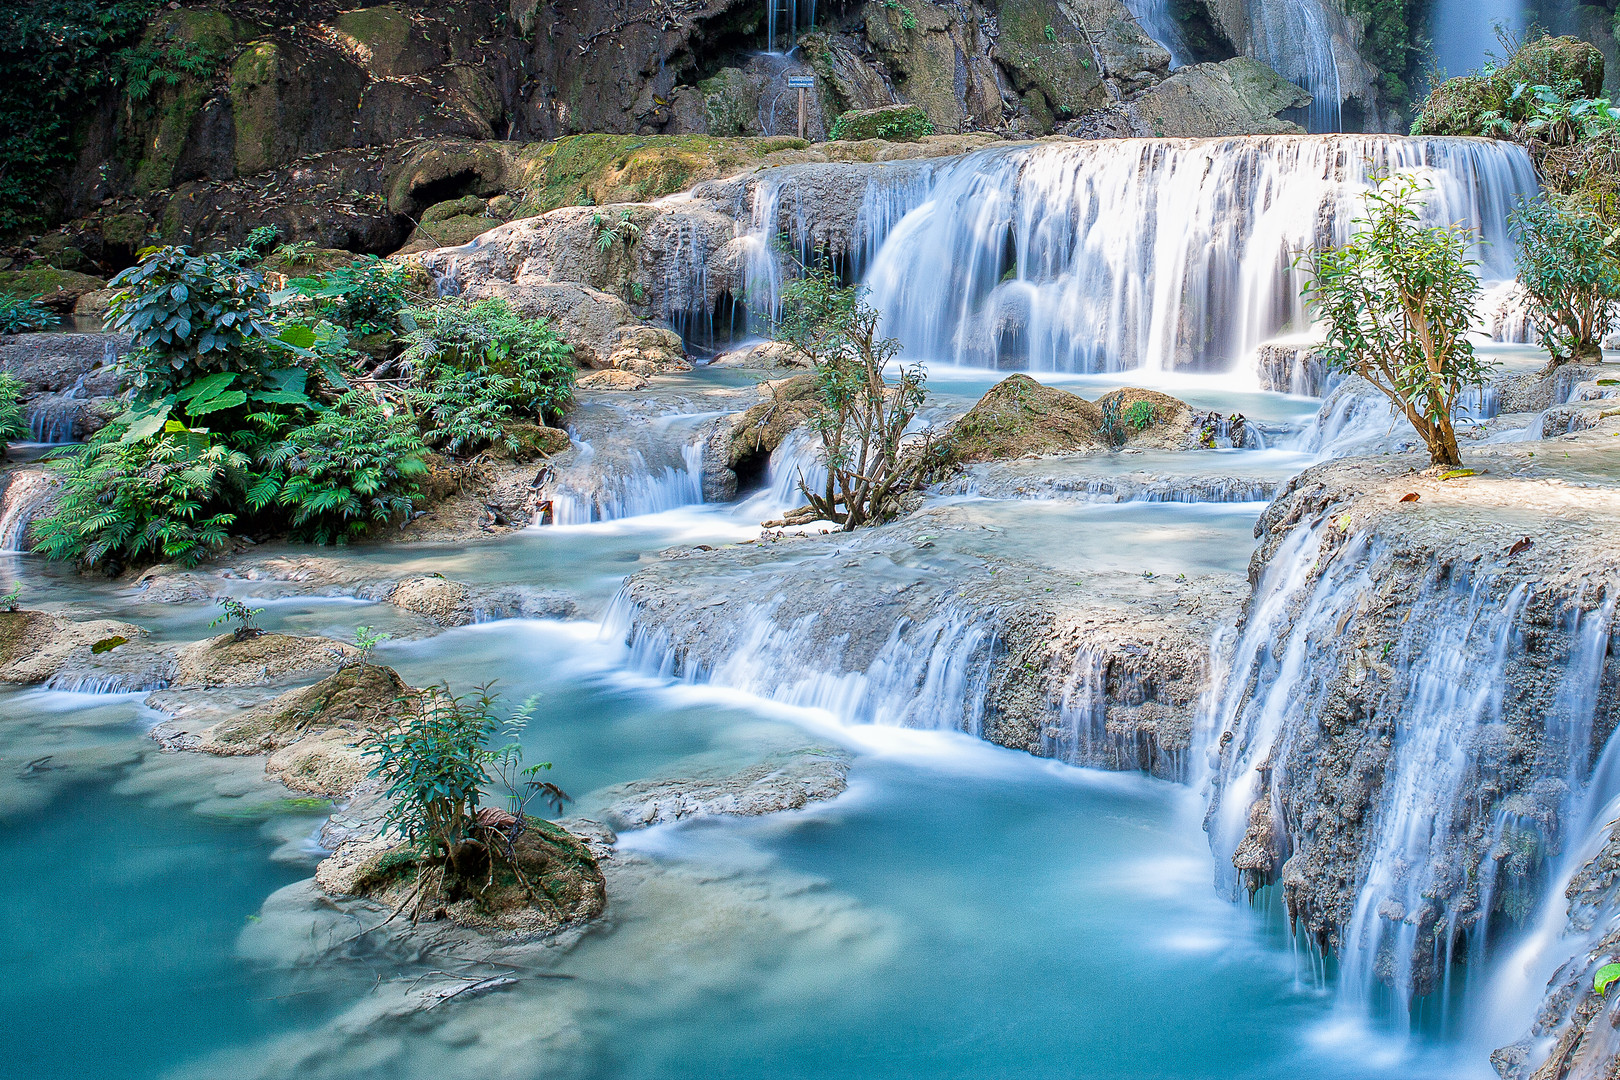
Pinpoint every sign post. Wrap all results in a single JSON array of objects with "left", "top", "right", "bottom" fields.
[{"left": 786, "top": 75, "right": 815, "bottom": 139}]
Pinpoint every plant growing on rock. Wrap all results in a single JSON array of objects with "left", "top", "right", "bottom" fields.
[
  {"left": 0, "top": 372, "right": 28, "bottom": 453},
  {"left": 210, "top": 597, "right": 264, "bottom": 639},
  {"left": 774, "top": 260, "right": 926, "bottom": 529},
  {"left": 591, "top": 210, "right": 640, "bottom": 253},
  {"left": 0, "top": 294, "right": 55, "bottom": 334},
  {"left": 362, "top": 684, "right": 572, "bottom": 921},
  {"left": 1300, "top": 173, "right": 1491, "bottom": 469},
  {"left": 399, "top": 298, "right": 575, "bottom": 454},
  {"left": 1509, "top": 193, "right": 1620, "bottom": 364},
  {"left": 351, "top": 625, "right": 391, "bottom": 666}
]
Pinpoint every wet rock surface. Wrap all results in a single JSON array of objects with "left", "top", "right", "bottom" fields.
[{"left": 595, "top": 744, "right": 852, "bottom": 829}]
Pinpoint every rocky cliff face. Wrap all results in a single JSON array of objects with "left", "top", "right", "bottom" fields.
[{"left": 1202, "top": 431, "right": 1620, "bottom": 1022}]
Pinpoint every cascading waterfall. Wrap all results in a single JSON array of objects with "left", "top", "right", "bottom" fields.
[
  {"left": 547, "top": 439, "right": 707, "bottom": 524},
  {"left": 608, "top": 593, "right": 999, "bottom": 735},
  {"left": 1202, "top": 515, "right": 1620, "bottom": 1035},
  {"left": 1243, "top": 0, "right": 1345, "bottom": 131},
  {"left": 861, "top": 137, "right": 1536, "bottom": 374},
  {"left": 1121, "top": 0, "right": 1192, "bottom": 69},
  {"left": 0, "top": 471, "right": 59, "bottom": 552}
]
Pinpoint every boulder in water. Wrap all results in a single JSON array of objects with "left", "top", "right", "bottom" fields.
[
  {"left": 595, "top": 745, "right": 852, "bottom": 829},
  {"left": 173, "top": 632, "right": 355, "bottom": 688},
  {"left": 926, "top": 374, "right": 1105, "bottom": 468},
  {"left": 0, "top": 610, "right": 149, "bottom": 686},
  {"left": 577, "top": 369, "right": 650, "bottom": 391}
]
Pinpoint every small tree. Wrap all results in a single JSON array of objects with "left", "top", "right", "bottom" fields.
[
  {"left": 1301, "top": 174, "right": 1492, "bottom": 468},
  {"left": 362, "top": 684, "right": 569, "bottom": 916},
  {"left": 775, "top": 261, "right": 926, "bottom": 529},
  {"left": 1510, "top": 192, "right": 1620, "bottom": 364}
]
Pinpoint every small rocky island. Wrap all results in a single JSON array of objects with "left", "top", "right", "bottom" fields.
[{"left": 3, "top": 3, "right": 1620, "bottom": 1079}]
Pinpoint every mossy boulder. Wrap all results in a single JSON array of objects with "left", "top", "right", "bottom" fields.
[
  {"left": 173, "top": 632, "right": 356, "bottom": 688},
  {"left": 511, "top": 134, "right": 808, "bottom": 215},
  {"left": 828, "top": 104, "right": 935, "bottom": 141},
  {"left": 0, "top": 611, "right": 146, "bottom": 685},
  {"left": 99, "top": 212, "right": 153, "bottom": 251},
  {"left": 1094, "top": 386, "right": 1198, "bottom": 449},
  {"left": 990, "top": 0, "right": 1108, "bottom": 121},
  {"left": 496, "top": 423, "right": 572, "bottom": 460},
  {"left": 333, "top": 5, "right": 444, "bottom": 78},
  {"left": 0, "top": 268, "right": 107, "bottom": 312},
  {"left": 1413, "top": 35, "right": 1605, "bottom": 136},
  {"left": 700, "top": 68, "right": 754, "bottom": 137},
  {"left": 318, "top": 815, "right": 608, "bottom": 935},
  {"left": 121, "top": 9, "right": 243, "bottom": 196},
  {"left": 926, "top": 374, "right": 1105, "bottom": 469}
]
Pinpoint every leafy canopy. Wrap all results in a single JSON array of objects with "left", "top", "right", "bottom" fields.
[
  {"left": 1300, "top": 172, "right": 1492, "bottom": 468},
  {"left": 1510, "top": 192, "right": 1620, "bottom": 363}
]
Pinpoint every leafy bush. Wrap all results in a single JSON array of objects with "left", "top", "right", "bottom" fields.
[
  {"left": 1510, "top": 193, "right": 1620, "bottom": 363},
  {"left": 1122, "top": 400, "right": 1159, "bottom": 431},
  {"left": 1301, "top": 173, "right": 1491, "bottom": 468},
  {"left": 400, "top": 298, "right": 574, "bottom": 453},
  {"left": 106, "top": 247, "right": 287, "bottom": 395},
  {"left": 254, "top": 391, "right": 427, "bottom": 543},
  {"left": 0, "top": 0, "right": 159, "bottom": 230},
  {"left": 364, "top": 685, "right": 569, "bottom": 880},
  {"left": 775, "top": 260, "right": 925, "bottom": 529},
  {"left": 828, "top": 104, "right": 935, "bottom": 142},
  {"left": 1411, "top": 34, "right": 1608, "bottom": 140},
  {"left": 0, "top": 372, "right": 27, "bottom": 451},
  {"left": 281, "top": 257, "right": 417, "bottom": 336},
  {"left": 0, "top": 294, "right": 55, "bottom": 334},
  {"left": 33, "top": 424, "right": 247, "bottom": 568}
]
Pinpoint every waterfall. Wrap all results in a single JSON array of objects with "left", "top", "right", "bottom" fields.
[
  {"left": 861, "top": 136, "right": 1537, "bottom": 374},
  {"left": 546, "top": 439, "right": 706, "bottom": 524},
  {"left": 0, "top": 470, "right": 59, "bottom": 551},
  {"left": 609, "top": 592, "right": 1000, "bottom": 734},
  {"left": 1244, "top": 0, "right": 1345, "bottom": 131},
  {"left": 1202, "top": 514, "right": 1620, "bottom": 1034},
  {"left": 764, "top": 0, "right": 815, "bottom": 52},
  {"left": 1121, "top": 0, "right": 1192, "bottom": 69}
]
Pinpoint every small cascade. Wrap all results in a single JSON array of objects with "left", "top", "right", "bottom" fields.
[
  {"left": 763, "top": 0, "right": 815, "bottom": 52},
  {"left": 740, "top": 162, "right": 939, "bottom": 330},
  {"left": 1202, "top": 512, "right": 1620, "bottom": 1034},
  {"left": 27, "top": 373, "right": 90, "bottom": 444},
  {"left": 547, "top": 439, "right": 706, "bottom": 524},
  {"left": 1121, "top": 0, "right": 1192, "bottom": 68},
  {"left": 1243, "top": 0, "right": 1346, "bottom": 131},
  {"left": 763, "top": 427, "right": 827, "bottom": 510},
  {"left": 609, "top": 593, "right": 1000, "bottom": 734},
  {"left": 0, "top": 470, "right": 59, "bottom": 551},
  {"left": 862, "top": 137, "right": 1536, "bottom": 373},
  {"left": 1043, "top": 647, "right": 1108, "bottom": 763}
]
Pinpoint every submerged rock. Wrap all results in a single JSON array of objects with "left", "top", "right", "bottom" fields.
[{"left": 596, "top": 745, "right": 852, "bottom": 829}]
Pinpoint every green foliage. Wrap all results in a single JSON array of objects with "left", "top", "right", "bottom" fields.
[
  {"left": 210, "top": 596, "right": 264, "bottom": 638},
  {"left": 1596, "top": 961, "right": 1620, "bottom": 996},
  {"left": 33, "top": 423, "right": 246, "bottom": 568},
  {"left": 774, "top": 259, "right": 926, "bottom": 529},
  {"left": 0, "top": 582, "right": 20, "bottom": 612},
  {"left": 1300, "top": 173, "right": 1491, "bottom": 468},
  {"left": 400, "top": 298, "right": 575, "bottom": 454},
  {"left": 253, "top": 391, "right": 426, "bottom": 543},
  {"left": 0, "top": 294, "right": 55, "bottom": 334},
  {"left": 363, "top": 684, "right": 570, "bottom": 864},
  {"left": 112, "top": 29, "right": 223, "bottom": 104},
  {"left": 1412, "top": 33, "right": 1608, "bottom": 139},
  {"left": 279, "top": 257, "right": 417, "bottom": 337},
  {"left": 0, "top": 0, "right": 160, "bottom": 230},
  {"left": 828, "top": 105, "right": 935, "bottom": 142},
  {"left": 1098, "top": 398, "right": 1126, "bottom": 448},
  {"left": 1510, "top": 193, "right": 1620, "bottom": 363},
  {"left": 1122, "top": 400, "right": 1159, "bottom": 431},
  {"left": 106, "top": 246, "right": 287, "bottom": 396},
  {"left": 1341, "top": 0, "right": 1420, "bottom": 104},
  {"left": 1043, "top": 23, "right": 1057, "bottom": 41},
  {"left": 352, "top": 625, "right": 391, "bottom": 666},
  {"left": 590, "top": 210, "right": 640, "bottom": 253},
  {"left": 0, "top": 372, "right": 27, "bottom": 449}
]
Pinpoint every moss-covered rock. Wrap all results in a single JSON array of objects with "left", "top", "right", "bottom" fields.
[
  {"left": 1412, "top": 35, "right": 1605, "bottom": 137},
  {"left": 511, "top": 134, "right": 808, "bottom": 215},
  {"left": 700, "top": 68, "right": 754, "bottom": 137},
  {"left": 0, "top": 610, "right": 146, "bottom": 685},
  {"left": 0, "top": 267, "right": 107, "bottom": 312},
  {"left": 121, "top": 9, "right": 243, "bottom": 196},
  {"left": 203, "top": 662, "right": 411, "bottom": 749},
  {"left": 991, "top": 0, "right": 1108, "bottom": 121},
  {"left": 828, "top": 104, "right": 935, "bottom": 141},
  {"left": 333, "top": 5, "right": 444, "bottom": 78},
  {"left": 925, "top": 374, "right": 1104, "bottom": 470},
  {"left": 496, "top": 423, "right": 572, "bottom": 460},
  {"left": 173, "top": 632, "right": 356, "bottom": 688},
  {"left": 318, "top": 814, "right": 607, "bottom": 935}
]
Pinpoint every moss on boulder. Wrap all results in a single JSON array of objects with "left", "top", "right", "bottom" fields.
[
  {"left": 828, "top": 104, "right": 935, "bottom": 141},
  {"left": 512, "top": 134, "right": 808, "bottom": 215},
  {"left": 173, "top": 632, "right": 356, "bottom": 688},
  {"left": 0, "top": 267, "right": 107, "bottom": 312},
  {"left": 1412, "top": 35, "right": 1604, "bottom": 137},
  {"left": 927, "top": 374, "right": 1105, "bottom": 468}
]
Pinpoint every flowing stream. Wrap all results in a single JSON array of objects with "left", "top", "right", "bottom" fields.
[{"left": 3, "top": 135, "right": 1612, "bottom": 1079}]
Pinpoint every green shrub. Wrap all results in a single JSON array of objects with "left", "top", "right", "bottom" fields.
[
  {"left": 0, "top": 372, "right": 26, "bottom": 451},
  {"left": 0, "top": 293, "right": 55, "bottom": 334},
  {"left": 281, "top": 257, "right": 417, "bottom": 337},
  {"left": 1122, "top": 400, "right": 1159, "bottom": 431},
  {"left": 1510, "top": 192, "right": 1620, "bottom": 363},
  {"left": 1301, "top": 174, "right": 1491, "bottom": 468},
  {"left": 33, "top": 424, "right": 246, "bottom": 568},
  {"left": 828, "top": 104, "right": 935, "bottom": 142},
  {"left": 254, "top": 392, "right": 427, "bottom": 543},
  {"left": 400, "top": 298, "right": 574, "bottom": 454},
  {"left": 106, "top": 247, "right": 287, "bottom": 396}
]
